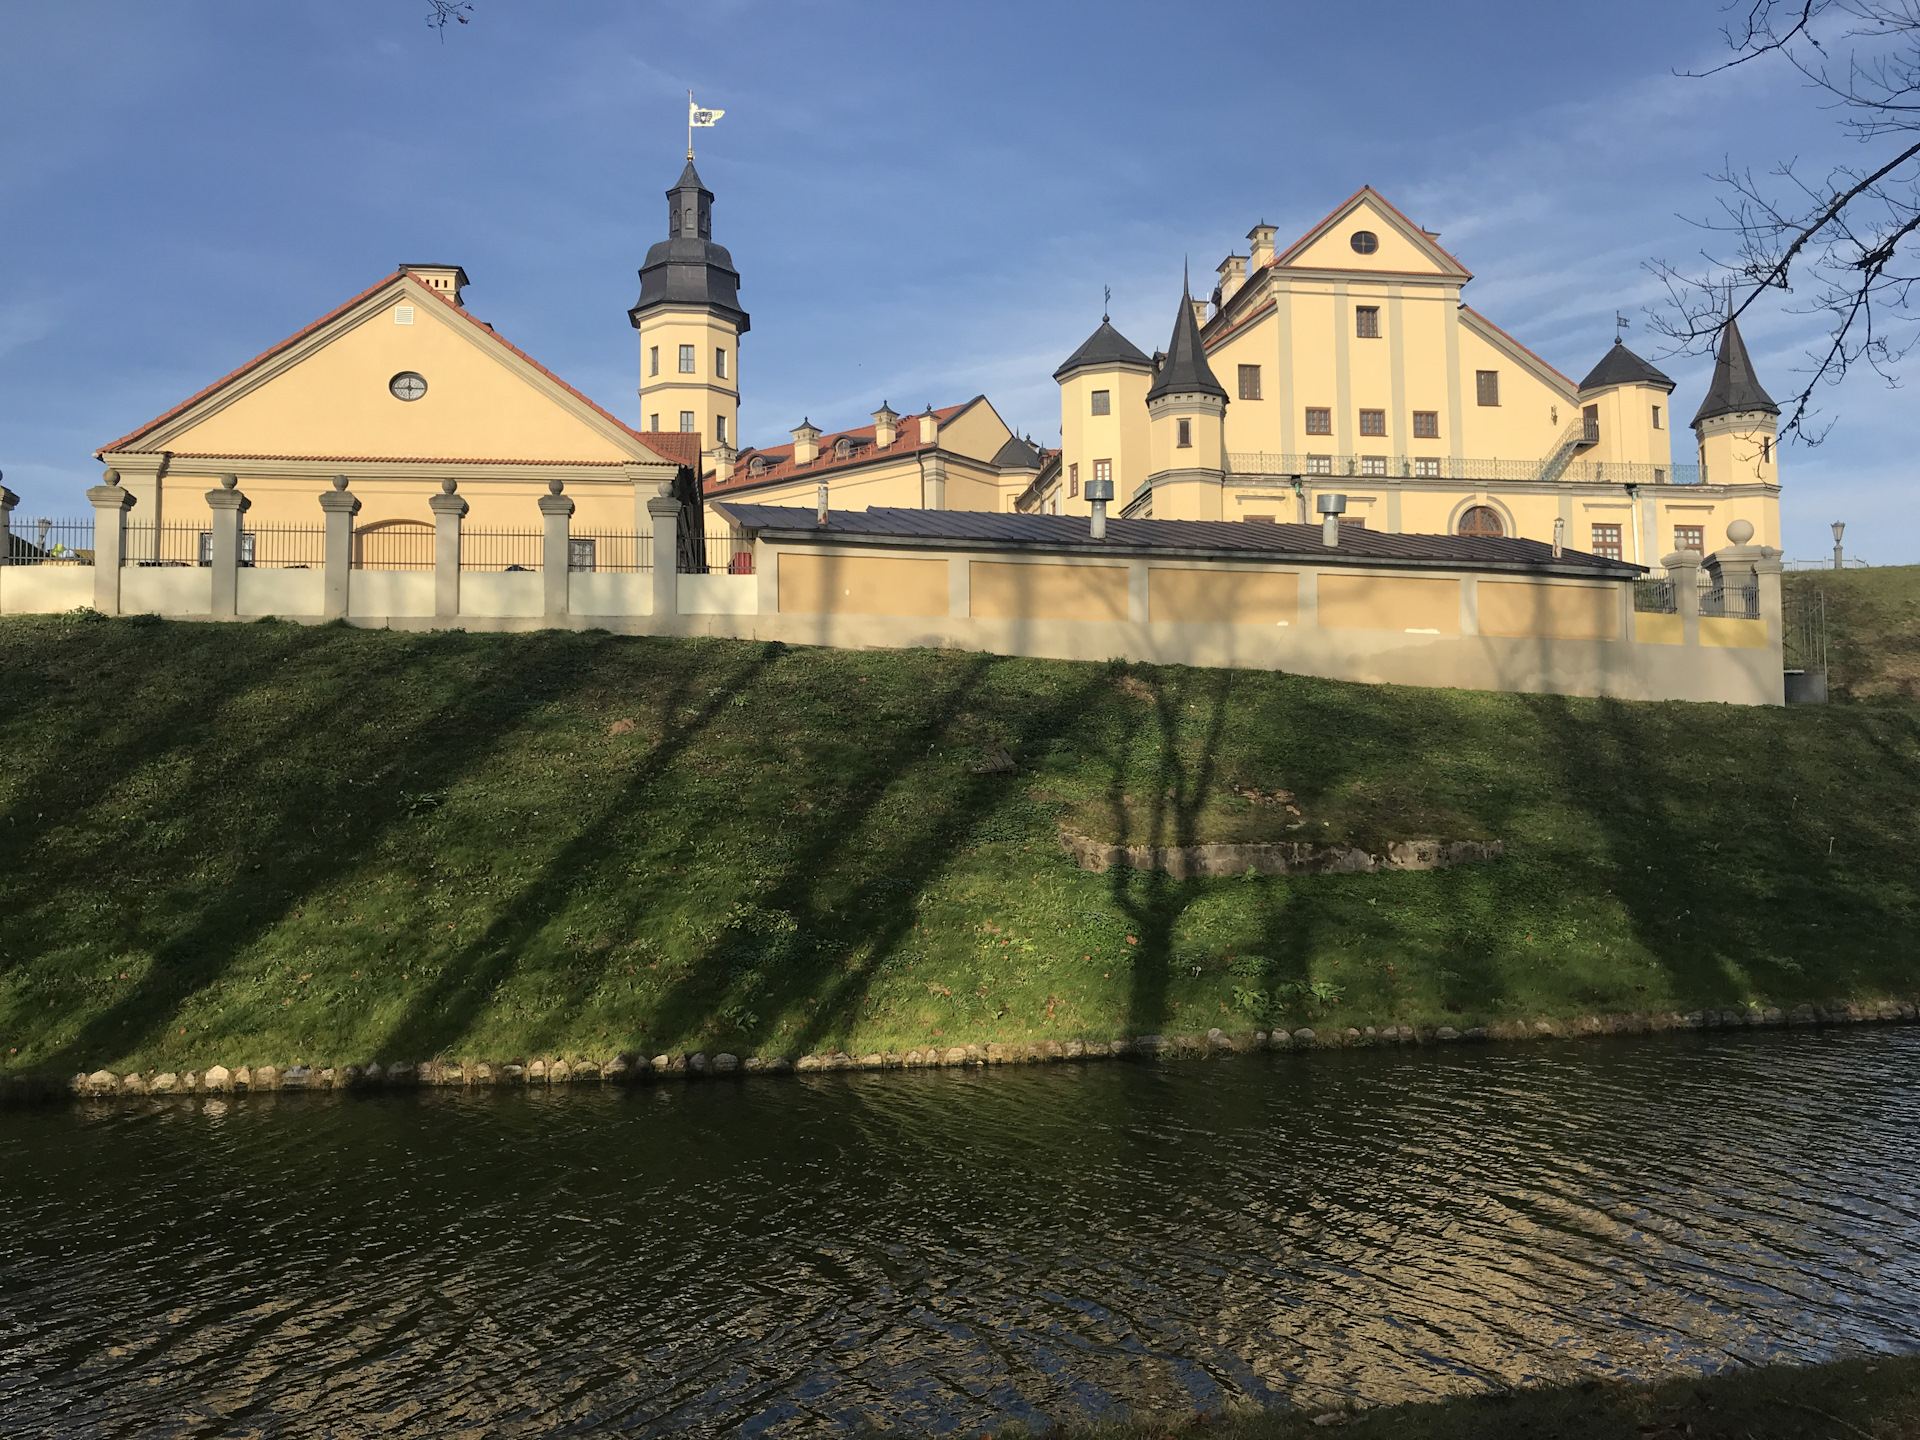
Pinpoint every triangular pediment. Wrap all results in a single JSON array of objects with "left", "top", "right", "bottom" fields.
[
  {"left": 1274, "top": 188, "right": 1471, "bottom": 280},
  {"left": 101, "top": 273, "right": 679, "bottom": 468}
]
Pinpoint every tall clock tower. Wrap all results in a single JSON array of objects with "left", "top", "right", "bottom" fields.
[{"left": 629, "top": 160, "right": 750, "bottom": 478}]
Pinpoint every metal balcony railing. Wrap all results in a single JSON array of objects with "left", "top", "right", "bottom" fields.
[{"left": 1225, "top": 453, "right": 1706, "bottom": 486}]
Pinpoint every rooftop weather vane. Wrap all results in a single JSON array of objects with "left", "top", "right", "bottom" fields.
[
  {"left": 1103, "top": 285, "right": 1111, "bottom": 322},
  {"left": 687, "top": 91, "right": 724, "bottom": 160},
  {"left": 1615, "top": 312, "right": 1630, "bottom": 342}
]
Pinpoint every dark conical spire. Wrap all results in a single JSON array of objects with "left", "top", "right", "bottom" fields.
[
  {"left": 1145, "top": 272, "right": 1226, "bottom": 402},
  {"left": 630, "top": 159, "right": 749, "bottom": 333},
  {"left": 1053, "top": 319, "right": 1153, "bottom": 381},
  {"left": 1578, "top": 339, "right": 1674, "bottom": 393},
  {"left": 1691, "top": 314, "right": 1777, "bottom": 427}
]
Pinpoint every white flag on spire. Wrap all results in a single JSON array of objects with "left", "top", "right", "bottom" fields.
[{"left": 690, "top": 100, "right": 724, "bottom": 127}]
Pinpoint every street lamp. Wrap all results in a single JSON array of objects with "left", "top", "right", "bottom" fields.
[{"left": 1832, "top": 520, "right": 1846, "bottom": 571}]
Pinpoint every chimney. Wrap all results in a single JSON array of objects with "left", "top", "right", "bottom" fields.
[
  {"left": 1247, "top": 222, "right": 1276, "bottom": 269},
  {"left": 872, "top": 402, "right": 898, "bottom": 449},
  {"left": 1552, "top": 516, "right": 1565, "bottom": 558},
  {"left": 791, "top": 418, "right": 821, "bottom": 466},
  {"left": 399, "top": 263, "right": 468, "bottom": 307},
  {"left": 1191, "top": 298, "right": 1210, "bottom": 328},
  {"left": 919, "top": 406, "right": 939, "bottom": 445},
  {"left": 712, "top": 446, "right": 736, "bottom": 485},
  {"left": 817, "top": 483, "right": 829, "bottom": 525},
  {"left": 1216, "top": 254, "right": 1247, "bottom": 306},
  {"left": 1316, "top": 492, "right": 1348, "bottom": 547},
  {"left": 1084, "top": 473, "right": 1115, "bottom": 541}
]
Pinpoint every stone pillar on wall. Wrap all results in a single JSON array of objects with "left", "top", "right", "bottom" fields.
[
  {"left": 85, "top": 471, "right": 135, "bottom": 615},
  {"left": 0, "top": 480, "right": 17, "bottom": 566},
  {"left": 920, "top": 452, "right": 947, "bottom": 510},
  {"left": 429, "top": 479, "right": 467, "bottom": 620},
  {"left": 1664, "top": 549, "right": 1701, "bottom": 648},
  {"left": 647, "top": 484, "right": 680, "bottom": 619},
  {"left": 1706, "top": 518, "right": 1783, "bottom": 648},
  {"left": 538, "top": 479, "right": 575, "bottom": 621},
  {"left": 318, "top": 475, "right": 360, "bottom": 622},
  {"left": 205, "top": 474, "right": 250, "bottom": 621}
]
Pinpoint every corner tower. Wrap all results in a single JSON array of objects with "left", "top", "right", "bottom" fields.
[
  {"left": 1691, "top": 314, "right": 1779, "bottom": 489},
  {"left": 1055, "top": 318, "right": 1153, "bottom": 514},
  {"left": 629, "top": 160, "right": 750, "bottom": 476},
  {"left": 1142, "top": 275, "right": 1229, "bottom": 520}
]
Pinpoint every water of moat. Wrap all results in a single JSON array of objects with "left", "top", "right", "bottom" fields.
[{"left": 4, "top": 1029, "right": 1918, "bottom": 1438}]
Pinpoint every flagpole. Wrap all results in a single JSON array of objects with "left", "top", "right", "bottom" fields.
[{"left": 687, "top": 88, "right": 694, "bottom": 161}]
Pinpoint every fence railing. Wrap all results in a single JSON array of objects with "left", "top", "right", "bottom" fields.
[
  {"left": 4, "top": 518, "right": 94, "bottom": 565},
  {"left": 1783, "top": 588, "right": 1827, "bottom": 676},
  {"left": 1226, "top": 453, "right": 1706, "bottom": 486},
  {"left": 355, "top": 527, "right": 434, "bottom": 571},
  {"left": 124, "top": 523, "right": 208, "bottom": 567},
  {"left": 1634, "top": 578, "right": 1677, "bottom": 614},
  {"left": 1700, "top": 582, "right": 1761, "bottom": 620},
  {"left": 567, "top": 533, "right": 650, "bottom": 573},
  {"left": 242, "top": 525, "right": 326, "bottom": 569},
  {"left": 699, "top": 532, "right": 755, "bottom": 575},
  {"left": 459, "top": 530, "right": 543, "bottom": 572}
]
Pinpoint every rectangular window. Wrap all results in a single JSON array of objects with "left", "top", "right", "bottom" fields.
[
  {"left": 1358, "top": 408, "right": 1386, "bottom": 437},
  {"left": 1068, "top": 462, "right": 1079, "bottom": 498},
  {"left": 1306, "top": 454, "right": 1333, "bottom": 475},
  {"left": 649, "top": 346, "right": 659, "bottom": 377},
  {"left": 1591, "top": 523, "right": 1622, "bottom": 560},
  {"left": 1355, "top": 306, "right": 1380, "bottom": 339},
  {"left": 1340, "top": 517, "right": 1367, "bottom": 530},
  {"left": 1094, "top": 459, "right": 1112, "bottom": 485},
  {"left": 649, "top": 413, "right": 660, "bottom": 431},
  {"left": 715, "top": 414, "right": 728, "bottom": 444},
  {"left": 1476, "top": 370, "right": 1500, "bottom": 406},
  {"left": 1238, "top": 364, "right": 1262, "bottom": 400},
  {"left": 1304, "top": 406, "right": 1332, "bottom": 435},
  {"left": 197, "top": 531, "right": 212, "bottom": 566},
  {"left": 1359, "top": 455, "right": 1387, "bottom": 477},
  {"left": 1176, "top": 418, "right": 1192, "bottom": 448},
  {"left": 679, "top": 344, "right": 695, "bottom": 374},
  {"left": 1674, "top": 525, "right": 1703, "bottom": 553},
  {"left": 680, "top": 411, "right": 696, "bottom": 432},
  {"left": 1762, "top": 437, "right": 1772, "bottom": 463},
  {"left": 1652, "top": 404, "right": 1662, "bottom": 430},
  {"left": 1090, "top": 389, "right": 1111, "bottom": 415},
  {"left": 715, "top": 348, "right": 728, "bottom": 379},
  {"left": 1412, "top": 410, "right": 1439, "bottom": 439},
  {"left": 1413, "top": 457, "right": 1441, "bottom": 478},
  {"left": 568, "top": 537, "right": 597, "bottom": 572}
]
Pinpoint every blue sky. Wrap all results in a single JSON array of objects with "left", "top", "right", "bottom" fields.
[{"left": 0, "top": 1, "right": 1907, "bottom": 562}]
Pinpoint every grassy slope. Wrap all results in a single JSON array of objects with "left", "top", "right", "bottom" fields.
[
  {"left": 1024, "top": 1355, "right": 1920, "bottom": 1440},
  {"left": 1786, "top": 563, "right": 1920, "bottom": 702},
  {"left": 2, "top": 608, "right": 1918, "bottom": 1077}
]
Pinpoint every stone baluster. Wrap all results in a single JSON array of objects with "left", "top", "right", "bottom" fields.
[
  {"left": 205, "top": 474, "right": 250, "bottom": 620},
  {"left": 538, "top": 478, "right": 574, "bottom": 621},
  {"left": 86, "top": 469, "right": 135, "bottom": 615},
  {"left": 429, "top": 478, "right": 468, "bottom": 619},
  {"left": 648, "top": 483, "right": 680, "bottom": 619},
  {"left": 318, "top": 475, "right": 359, "bottom": 622}
]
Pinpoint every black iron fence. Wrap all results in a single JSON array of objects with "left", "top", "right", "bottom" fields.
[
  {"left": 4, "top": 518, "right": 94, "bottom": 564},
  {"left": 1633, "top": 578, "right": 1677, "bottom": 614},
  {"left": 699, "top": 532, "right": 755, "bottom": 575},
  {"left": 460, "top": 530, "right": 544, "bottom": 572},
  {"left": 1700, "top": 582, "right": 1761, "bottom": 620},
  {"left": 355, "top": 527, "right": 434, "bottom": 570},
  {"left": 566, "top": 533, "right": 650, "bottom": 572},
  {"left": 242, "top": 525, "right": 326, "bottom": 569},
  {"left": 123, "top": 523, "right": 207, "bottom": 566}
]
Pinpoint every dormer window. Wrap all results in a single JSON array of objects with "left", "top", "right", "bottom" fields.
[
  {"left": 835, "top": 436, "right": 862, "bottom": 460},
  {"left": 749, "top": 456, "right": 769, "bottom": 477}
]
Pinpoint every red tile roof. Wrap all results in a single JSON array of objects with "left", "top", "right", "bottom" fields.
[
  {"left": 98, "top": 270, "right": 688, "bottom": 469},
  {"left": 708, "top": 404, "right": 969, "bottom": 495},
  {"left": 162, "top": 452, "right": 633, "bottom": 467}
]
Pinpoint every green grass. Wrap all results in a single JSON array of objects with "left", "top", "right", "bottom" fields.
[
  {"left": 3, "top": 608, "right": 1918, "bottom": 1077},
  {"left": 976, "top": 1354, "right": 1920, "bottom": 1440},
  {"left": 1787, "top": 563, "right": 1920, "bottom": 702}
]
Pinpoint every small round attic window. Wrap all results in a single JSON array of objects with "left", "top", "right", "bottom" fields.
[
  {"left": 1350, "top": 230, "right": 1379, "bottom": 255},
  {"left": 389, "top": 371, "right": 428, "bottom": 402}
]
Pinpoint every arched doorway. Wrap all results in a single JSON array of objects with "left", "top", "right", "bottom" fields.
[{"left": 1458, "top": 505, "right": 1504, "bottom": 538}]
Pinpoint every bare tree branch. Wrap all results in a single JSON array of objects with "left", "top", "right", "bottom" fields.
[{"left": 426, "top": 1, "right": 472, "bottom": 40}]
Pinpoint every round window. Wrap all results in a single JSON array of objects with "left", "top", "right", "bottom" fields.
[
  {"left": 389, "top": 371, "right": 428, "bottom": 402},
  {"left": 1458, "top": 505, "right": 1505, "bottom": 538},
  {"left": 1350, "top": 230, "right": 1379, "bottom": 255}
]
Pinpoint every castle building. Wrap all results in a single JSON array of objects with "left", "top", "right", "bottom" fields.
[{"left": 1034, "top": 187, "right": 1781, "bottom": 571}]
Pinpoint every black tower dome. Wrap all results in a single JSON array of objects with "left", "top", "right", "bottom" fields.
[{"left": 628, "top": 160, "right": 750, "bottom": 333}]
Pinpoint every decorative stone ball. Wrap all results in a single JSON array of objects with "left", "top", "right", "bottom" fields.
[
  {"left": 1726, "top": 518, "right": 1754, "bottom": 544},
  {"left": 548, "top": 478, "right": 564, "bottom": 495},
  {"left": 332, "top": 474, "right": 350, "bottom": 491},
  {"left": 440, "top": 477, "right": 458, "bottom": 495},
  {"left": 220, "top": 474, "right": 238, "bottom": 490}
]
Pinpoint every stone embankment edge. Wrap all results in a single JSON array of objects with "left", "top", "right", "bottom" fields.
[{"left": 3, "top": 999, "right": 1917, "bottom": 1107}]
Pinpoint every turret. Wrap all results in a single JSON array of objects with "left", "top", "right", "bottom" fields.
[
  {"left": 1143, "top": 275, "right": 1229, "bottom": 520},
  {"left": 1576, "top": 340, "right": 1676, "bottom": 474},
  {"left": 1054, "top": 316, "right": 1153, "bottom": 514},
  {"left": 1691, "top": 314, "right": 1780, "bottom": 488},
  {"left": 629, "top": 160, "right": 750, "bottom": 471}
]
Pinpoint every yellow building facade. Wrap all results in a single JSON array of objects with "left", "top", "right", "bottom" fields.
[{"left": 1040, "top": 188, "right": 1782, "bottom": 572}]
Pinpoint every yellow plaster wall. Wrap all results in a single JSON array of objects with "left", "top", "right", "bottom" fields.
[
  {"left": 1478, "top": 580, "right": 1621, "bottom": 641},
  {"left": 935, "top": 399, "right": 1014, "bottom": 465},
  {"left": 778, "top": 553, "right": 948, "bottom": 617},
  {"left": 1635, "top": 612, "right": 1683, "bottom": 645},
  {"left": 970, "top": 561, "right": 1128, "bottom": 622},
  {"left": 1454, "top": 321, "right": 1572, "bottom": 461},
  {"left": 1581, "top": 383, "right": 1674, "bottom": 467},
  {"left": 1148, "top": 404, "right": 1224, "bottom": 478},
  {"left": 165, "top": 299, "right": 634, "bottom": 464},
  {"left": 1318, "top": 574, "right": 1460, "bottom": 633},
  {"left": 1281, "top": 201, "right": 1454, "bottom": 276},
  {"left": 1696, "top": 416, "right": 1780, "bottom": 489},
  {"left": 1149, "top": 567, "right": 1297, "bottom": 625},
  {"left": 636, "top": 309, "right": 739, "bottom": 450},
  {"left": 1059, "top": 366, "right": 1151, "bottom": 510},
  {"left": 1700, "top": 616, "right": 1768, "bottom": 650}
]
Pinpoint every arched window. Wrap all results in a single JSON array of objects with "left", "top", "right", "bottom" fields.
[
  {"left": 748, "top": 456, "right": 769, "bottom": 477},
  {"left": 1458, "top": 506, "right": 1504, "bottom": 538}
]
